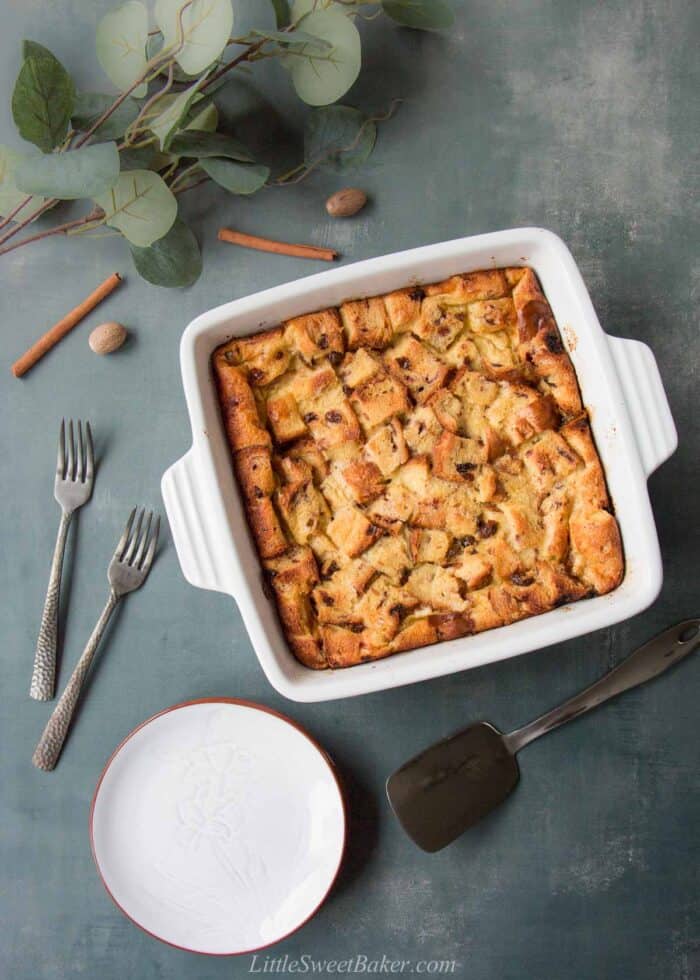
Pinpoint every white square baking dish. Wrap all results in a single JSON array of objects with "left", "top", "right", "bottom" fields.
[{"left": 161, "top": 228, "right": 677, "bottom": 702}]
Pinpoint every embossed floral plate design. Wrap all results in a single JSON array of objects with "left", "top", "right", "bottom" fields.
[{"left": 90, "top": 699, "right": 346, "bottom": 954}]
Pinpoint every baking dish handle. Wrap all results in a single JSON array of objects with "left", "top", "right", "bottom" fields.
[
  {"left": 161, "top": 448, "right": 228, "bottom": 594},
  {"left": 607, "top": 335, "right": 678, "bottom": 477}
]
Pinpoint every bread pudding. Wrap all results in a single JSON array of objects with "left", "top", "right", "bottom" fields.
[{"left": 212, "top": 267, "right": 623, "bottom": 669}]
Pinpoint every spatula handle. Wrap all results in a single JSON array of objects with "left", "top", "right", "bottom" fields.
[{"left": 505, "top": 619, "right": 700, "bottom": 754}]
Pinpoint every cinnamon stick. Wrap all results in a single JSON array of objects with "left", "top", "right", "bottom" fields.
[
  {"left": 218, "top": 227, "right": 338, "bottom": 262},
  {"left": 12, "top": 273, "right": 123, "bottom": 378}
]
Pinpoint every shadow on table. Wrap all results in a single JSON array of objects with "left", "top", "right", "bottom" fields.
[{"left": 330, "top": 759, "right": 380, "bottom": 898}]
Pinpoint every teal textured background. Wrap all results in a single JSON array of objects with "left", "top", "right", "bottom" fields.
[{"left": 1, "top": 2, "right": 698, "bottom": 977}]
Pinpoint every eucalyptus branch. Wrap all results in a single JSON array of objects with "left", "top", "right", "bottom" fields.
[
  {"left": 66, "top": 214, "right": 108, "bottom": 236},
  {"left": 124, "top": 135, "right": 159, "bottom": 150},
  {"left": 74, "top": 76, "right": 153, "bottom": 150},
  {"left": 0, "top": 208, "right": 102, "bottom": 257},
  {"left": 1, "top": 0, "right": 446, "bottom": 286},
  {"left": 74, "top": 0, "right": 193, "bottom": 151},
  {"left": 0, "top": 5, "right": 192, "bottom": 246},
  {"left": 124, "top": 63, "right": 174, "bottom": 145},
  {"left": 201, "top": 38, "right": 268, "bottom": 90},
  {"left": 0, "top": 197, "right": 58, "bottom": 247},
  {"left": 0, "top": 38, "right": 177, "bottom": 245},
  {"left": 160, "top": 157, "right": 180, "bottom": 182},
  {"left": 0, "top": 195, "right": 33, "bottom": 230},
  {"left": 274, "top": 99, "right": 402, "bottom": 186},
  {"left": 200, "top": 11, "right": 314, "bottom": 93},
  {"left": 169, "top": 162, "right": 202, "bottom": 192}
]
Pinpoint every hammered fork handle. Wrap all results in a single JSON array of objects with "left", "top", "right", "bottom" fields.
[
  {"left": 30, "top": 510, "right": 73, "bottom": 701},
  {"left": 33, "top": 590, "right": 119, "bottom": 771}
]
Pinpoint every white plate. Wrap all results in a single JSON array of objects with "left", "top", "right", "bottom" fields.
[{"left": 90, "top": 699, "right": 346, "bottom": 955}]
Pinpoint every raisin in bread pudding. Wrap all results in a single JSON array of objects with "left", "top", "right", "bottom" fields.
[{"left": 213, "top": 267, "right": 623, "bottom": 669}]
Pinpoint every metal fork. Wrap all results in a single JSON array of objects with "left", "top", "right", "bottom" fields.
[
  {"left": 32, "top": 508, "right": 160, "bottom": 772},
  {"left": 30, "top": 419, "right": 95, "bottom": 701}
]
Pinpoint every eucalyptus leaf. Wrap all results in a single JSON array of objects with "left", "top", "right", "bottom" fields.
[
  {"left": 155, "top": 0, "right": 233, "bottom": 76},
  {"left": 304, "top": 105, "right": 376, "bottom": 173},
  {"left": 200, "top": 158, "right": 269, "bottom": 194},
  {"left": 119, "top": 144, "right": 156, "bottom": 170},
  {"left": 17, "top": 142, "right": 120, "bottom": 199},
  {"left": 11, "top": 53, "right": 75, "bottom": 152},
  {"left": 287, "top": 10, "right": 361, "bottom": 107},
  {"left": 148, "top": 96, "right": 219, "bottom": 170},
  {"left": 22, "top": 40, "right": 60, "bottom": 62},
  {"left": 129, "top": 217, "right": 202, "bottom": 287},
  {"left": 179, "top": 74, "right": 232, "bottom": 130},
  {"left": 0, "top": 144, "right": 46, "bottom": 218},
  {"left": 382, "top": 0, "right": 454, "bottom": 30},
  {"left": 187, "top": 101, "right": 218, "bottom": 132},
  {"left": 169, "top": 131, "right": 254, "bottom": 162},
  {"left": 72, "top": 92, "right": 140, "bottom": 140},
  {"left": 149, "top": 78, "right": 209, "bottom": 151},
  {"left": 94, "top": 169, "right": 177, "bottom": 246},
  {"left": 180, "top": 92, "right": 215, "bottom": 129},
  {"left": 291, "top": 0, "right": 344, "bottom": 21},
  {"left": 96, "top": 1, "right": 149, "bottom": 97},
  {"left": 271, "top": 0, "right": 291, "bottom": 29},
  {"left": 173, "top": 90, "right": 221, "bottom": 132},
  {"left": 149, "top": 150, "right": 177, "bottom": 171}
]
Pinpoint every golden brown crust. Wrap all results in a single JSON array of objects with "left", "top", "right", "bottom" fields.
[
  {"left": 213, "top": 266, "right": 624, "bottom": 670},
  {"left": 340, "top": 297, "right": 392, "bottom": 350},
  {"left": 383, "top": 286, "right": 424, "bottom": 332},
  {"left": 511, "top": 269, "right": 583, "bottom": 417},
  {"left": 284, "top": 308, "right": 344, "bottom": 365},
  {"left": 222, "top": 327, "right": 291, "bottom": 386},
  {"left": 233, "top": 446, "right": 288, "bottom": 559},
  {"left": 213, "top": 361, "right": 270, "bottom": 452}
]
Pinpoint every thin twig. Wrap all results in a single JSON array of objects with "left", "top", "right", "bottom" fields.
[
  {"left": 0, "top": 195, "right": 33, "bottom": 230},
  {"left": 118, "top": 134, "right": 158, "bottom": 152},
  {"left": 125, "top": 63, "right": 174, "bottom": 145},
  {"left": 201, "top": 38, "right": 268, "bottom": 90},
  {"left": 74, "top": 75, "right": 152, "bottom": 150},
  {"left": 173, "top": 175, "right": 211, "bottom": 196},
  {"left": 0, "top": 198, "right": 59, "bottom": 248},
  {"left": 0, "top": 209, "right": 102, "bottom": 257},
  {"left": 169, "top": 162, "right": 203, "bottom": 192}
]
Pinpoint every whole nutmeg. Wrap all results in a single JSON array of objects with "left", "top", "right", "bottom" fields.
[
  {"left": 325, "top": 187, "right": 367, "bottom": 218},
  {"left": 89, "top": 321, "right": 127, "bottom": 355}
]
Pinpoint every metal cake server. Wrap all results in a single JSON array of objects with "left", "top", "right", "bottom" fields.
[
  {"left": 30, "top": 419, "right": 94, "bottom": 701},
  {"left": 387, "top": 619, "right": 700, "bottom": 852}
]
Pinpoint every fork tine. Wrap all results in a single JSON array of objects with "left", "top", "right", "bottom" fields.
[
  {"left": 115, "top": 508, "right": 137, "bottom": 560},
  {"left": 77, "top": 420, "right": 85, "bottom": 483},
  {"left": 56, "top": 419, "right": 66, "bottom": 478},
  {"left": 124, "top": 508, "right": 144, "bottom": 564},
  {"left": 67, "top": 419, "right": 75, "bottom": 481},
  {"left": 140, "top": 515, "right": 160, "bottom": 573},
  {"left": 85, "top": 421, "right": 94, "bottom": 483},
  {"left": 134, "top": 511, "right": 153, "bottom": 567}
]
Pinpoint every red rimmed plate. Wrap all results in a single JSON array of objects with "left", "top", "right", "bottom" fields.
[{"left": 90, "top": 698, "right": 346, "bottom": 955}]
